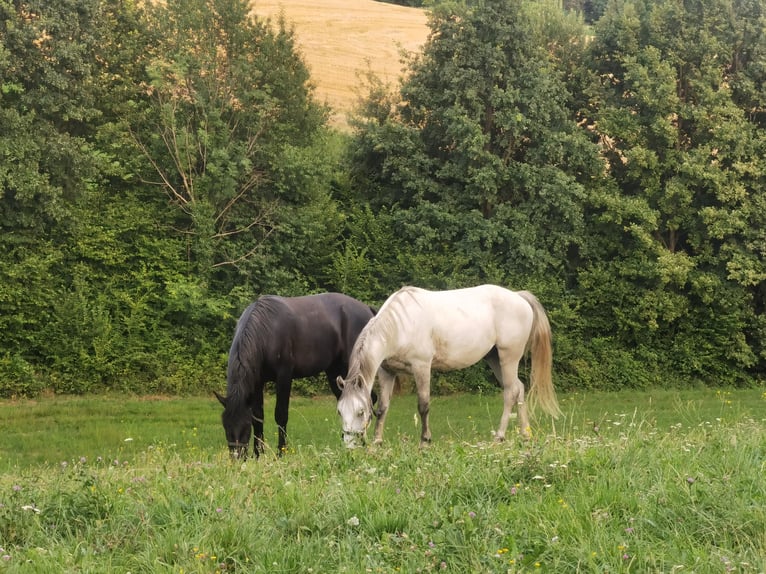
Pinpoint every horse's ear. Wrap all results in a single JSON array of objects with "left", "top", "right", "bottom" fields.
[
  {"left": 336, "top": 376, "right": 345, "bottom": 390},
  {"left": 214, "top": 391, "right": 227, "bottom": 407}
]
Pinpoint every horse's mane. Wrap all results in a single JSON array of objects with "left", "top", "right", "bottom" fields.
[
  {"left": 346, "top": 287, "right": 421, "bottom": 387},
  {"left": 226, "top": 297, "right": 284, "bottom": 407}
]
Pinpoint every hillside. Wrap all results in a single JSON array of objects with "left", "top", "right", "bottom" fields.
[{"left": 250, "top": 0, "right": 429, "bottom": 129}]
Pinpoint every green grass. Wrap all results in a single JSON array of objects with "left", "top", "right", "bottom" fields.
[{"left": 0, "top": 388, "right": 765, "bottom": 572}]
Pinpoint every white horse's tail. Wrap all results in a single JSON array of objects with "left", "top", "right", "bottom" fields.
[{"left": 517, "top": 291, "right": 561, "bottom": 419}]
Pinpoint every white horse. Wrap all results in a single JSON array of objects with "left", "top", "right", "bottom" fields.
[{"left": 336, "top": 285, "right": 561, "bottom": 448}]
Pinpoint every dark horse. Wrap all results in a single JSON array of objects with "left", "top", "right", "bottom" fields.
[{"left": 215, "top": 292, "right": 375, "bottom": 458}]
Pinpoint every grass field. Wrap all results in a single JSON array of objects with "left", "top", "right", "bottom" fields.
[{"left": 1, "top": 388, "right": 765, "bottom": 572}]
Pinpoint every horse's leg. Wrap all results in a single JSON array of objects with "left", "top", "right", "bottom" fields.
[
  {"left": 274, "top": 372, "right": 293, "bottom": 456},
  {"left": 372, "top": 368, "right": 397, "bottom": 445},
  {"left": 326, "top": 365, "right": 343, "bottom": 400},
  {"left": 413, "top": 364, "right": 433, "bottom": 446},
  {"left": 251, "top": 383, "right": 265, "bottom": 458},
  {"left": 494, "top": 350, "right": 530, "bottom": 441},
  {"left": 485, "top": 354, "right": 514, "bottom": 441}
]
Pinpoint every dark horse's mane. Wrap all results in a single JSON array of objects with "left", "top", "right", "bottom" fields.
[{"left": 224, "top": 297, "right": 283, "bottom": 421}]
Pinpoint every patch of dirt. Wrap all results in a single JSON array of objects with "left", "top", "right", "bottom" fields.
[{"left": 251, "top": 0, "right": 429, "bottom": 130}]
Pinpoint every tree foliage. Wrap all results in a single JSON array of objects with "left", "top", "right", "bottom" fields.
[{"left": 577, "top": 0, "right": 766, "bottom": 384}]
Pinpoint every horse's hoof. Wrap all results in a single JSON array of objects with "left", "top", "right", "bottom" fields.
[
  {"left": 419, "top": 438, "right": 432, "bottom": 448},
  {"left": 493, "top": 434, "right": 506, "bottom": 443}
]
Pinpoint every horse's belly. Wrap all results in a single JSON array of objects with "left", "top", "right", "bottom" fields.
[
  {"left": 430, "top": 334, "right": 493, "bottom": 371},
  {"left": 430, "top": 351, "right": 486, "bottom": 371}
]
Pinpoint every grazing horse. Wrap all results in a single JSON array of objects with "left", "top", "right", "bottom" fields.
[
  {"left": 336, "top": 285, "right": 561, "bottom": 448},
  {"left": 216, "top": 293, "right": 375, "bottom": 458}
]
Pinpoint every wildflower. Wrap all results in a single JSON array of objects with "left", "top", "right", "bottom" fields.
[
  {"left": 79, "top": 457, "right": 87, "bottom": 464},
  {"left": 625, "top": 527, "right": 634, "bottom": 534},
  {"left": 2, "top": 555, "right": 10, "bottom": 562},
  {"left": 686, "top": 477, "right": 696, "bottom": 486},
  {"left": 468, "top": 511, "right": 476, "bottom": 518},
  {"left": 510, "top": 486, "right": 518, "bottom": 496},
  {"left": 347, "top": 516, "right": 360, "bottom": 527},
  {"left": 216, "top": 507, "right": 223, "bottom": 514},
  {"left": 440, "top": 561, "right": 447, "bottom": 569},
  {"left": 12, "top": 485, "right": 21, "bottom": 492}
]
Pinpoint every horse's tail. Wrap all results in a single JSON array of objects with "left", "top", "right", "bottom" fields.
[{"left": 517, "top": 291, "right": 561, "bottom": 419}]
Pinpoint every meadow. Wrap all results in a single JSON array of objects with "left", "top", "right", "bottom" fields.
[{"left": 0, "top": 388, "right": 764, "bottom": 573}]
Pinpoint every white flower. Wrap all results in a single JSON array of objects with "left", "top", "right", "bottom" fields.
[{"left": 347, "top": 515, "right": 360, "bottom": 527}]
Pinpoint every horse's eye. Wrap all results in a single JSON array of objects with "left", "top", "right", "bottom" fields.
[{"left": 357, "top": 409, "right": 365, "bottom": 418}]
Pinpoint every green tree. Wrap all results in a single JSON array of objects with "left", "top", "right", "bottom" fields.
[
  {"left": 349, "top": 0, "right": 602, "bottom": 295},
  {"left": 0, "top": 0, "right": 110, "bottom": 392},
  {"left": 130, "top": 0, "right": 335, "bottom": 297},
  {"left": 579, "top": 0, "right": 766, "bottom": 384}
]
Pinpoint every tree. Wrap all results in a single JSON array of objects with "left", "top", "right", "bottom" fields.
[
  {"left": 579, "top": 0, "right": 766, "bottom": 384},
  {"left": 129, "top": 0, "right": 334, "bottom": 296},
  {"left": 349, "top": 0, "right": 602, "bottom": 292},
  {"left": 0, "top": 0, "right": 110, "bottom": 392}
]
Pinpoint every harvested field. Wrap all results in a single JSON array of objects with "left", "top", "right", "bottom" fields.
[{"left": 251, "top": 0, "right": 429, "bottom": 129}]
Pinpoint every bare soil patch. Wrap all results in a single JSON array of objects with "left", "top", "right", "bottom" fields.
[{"left": 251, "top": 0, "right": 429, "bottom": 129}]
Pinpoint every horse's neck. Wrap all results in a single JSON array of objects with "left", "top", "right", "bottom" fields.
[{"left": 357, "top": 331, "right": 389, "bottom": 391}]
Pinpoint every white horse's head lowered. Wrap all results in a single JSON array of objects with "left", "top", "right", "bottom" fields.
[{"left": 336, "top": 374, "right": 374, "bottom": 448}]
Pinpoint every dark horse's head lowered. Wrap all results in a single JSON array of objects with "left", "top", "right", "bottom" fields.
[{"left": 215, "top": 391, "right": 256, "bottom": 459}]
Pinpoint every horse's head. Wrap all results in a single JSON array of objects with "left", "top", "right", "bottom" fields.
[
  {"left": 336, "top": 375, "right": 373, "bottom": 448},
  {"left": 215, "top": 391, "right": 252, "bottom": 459}
]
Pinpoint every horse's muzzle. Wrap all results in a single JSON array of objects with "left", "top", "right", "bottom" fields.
[
  {"left": 228, "top": 442, "right": 248, "bottom": 460},
  {"left": 341, "top": 431, "right": 366, "bottom": 449}
]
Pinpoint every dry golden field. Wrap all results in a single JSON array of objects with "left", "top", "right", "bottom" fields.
[{"left": 250, "top": 0, "right": 429, "bottom": 129}]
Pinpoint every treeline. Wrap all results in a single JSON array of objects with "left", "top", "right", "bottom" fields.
[{"left": 1, "top": 0, "right": 764, "bottom": 397}]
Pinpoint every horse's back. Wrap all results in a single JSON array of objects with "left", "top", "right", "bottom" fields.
[
  {"left": 380, "top": 285, "right": 534, "bottom": 370},
  {"left": 257, "top": 293, "right": 373, "bottom": 376}
]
